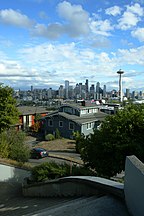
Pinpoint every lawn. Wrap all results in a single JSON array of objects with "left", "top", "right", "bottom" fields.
[{"left": 34, "top": 138, "right": 76, "bottom": 152}]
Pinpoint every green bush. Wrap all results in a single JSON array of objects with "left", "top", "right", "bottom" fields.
[
  {"left": 8, "top": 130, "right": 30, "bottom": 162},
  {"left": 55, "top": 128, "right": 61, "bottom": 139},
  {"left": 0, "top": 129, "right": 30, "bottom": 162},
  {"left": 45, "top": 133, "right": 55, "bottom": 141},
  {"left": 73, "top": 131, "right": 85, "bottom": 153},
  {"left": 0, "top": 131, "right": 10, "bottom": 158},
  {"left": 30, "top": 161, "right": 96, "bottom": 183}
]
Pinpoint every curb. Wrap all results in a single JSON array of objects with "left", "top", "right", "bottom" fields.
[{"left": 49, "top": 153, "right": 83, "bottom": 165}]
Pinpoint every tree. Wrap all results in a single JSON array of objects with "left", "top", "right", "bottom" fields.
[
  {"left": 79, "top": 104, "right": 144, "bottom": 178},
  {"left": 0, "top": 129, "right": 30, "bottom": 162},
  {"left": 0, "top": 84, "right": 19, "bottom": 131}
]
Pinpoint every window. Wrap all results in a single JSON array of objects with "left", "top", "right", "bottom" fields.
[
  {"left": 69, "top": 122, "right": 74, "bottom": 130},
  {"left": 49, "top": 119, "right": 53, "bottom": 127},
  {"left": 59, "top": 121, "right": 63, "bottom": 127},
  {"left": 87, "top": 122, "right": 92, "bottom": 129}
]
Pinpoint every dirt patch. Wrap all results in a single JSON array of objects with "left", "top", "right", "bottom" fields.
[{"left": 34, "top": 138, "right": 76, "bottom": 152}]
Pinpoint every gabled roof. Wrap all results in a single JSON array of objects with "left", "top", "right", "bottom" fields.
[
  {"left": 60, "top": 103, "right": 98, "bottom": 111},
  {"left": 17, "top": 106, "right": 48, "bottom": 115},
  {"left": 43, "top": 111, "right": 108, "bottom": 125}
]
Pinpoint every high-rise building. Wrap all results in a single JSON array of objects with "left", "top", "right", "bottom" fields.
[
  {"left": 58, "top": 85, "right": 64, "bottom": 98},
  {"left": 47, "top": 88, "right": 52, "bottom": 99},
  {"left": 126, "top": 88, "right": 130, "bottom": 99},
  {"left": 85, "top": 79, "right": 89, "bottom": 98},
  {"left": 103, "top": 85, "right": 106, "bottom": 97},
  {"left": 65, "top": 80, "right": 69, "bottom": 99},
  {"left": 90, "top": 84, "right": 95, "bottom": 98},
  {"left": 31, "top": 85, "right": 33, "bottom": 92}
]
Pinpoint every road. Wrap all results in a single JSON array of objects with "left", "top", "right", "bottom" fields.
[{"left": 29, "top": 151, "right": 82, "bottom": 166}]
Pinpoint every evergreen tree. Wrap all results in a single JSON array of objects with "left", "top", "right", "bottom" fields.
[{"left": 0, "top": 84, "right": 19, "bottom": 131}]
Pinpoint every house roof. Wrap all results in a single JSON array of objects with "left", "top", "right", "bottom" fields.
[
  {"left": 17, "top": 106, "right": 48, "bottom": 115},
  {"left": 44, "top": 111, "right": 108, "bottom": 125},
  {"left": 61, "top": 103, "right": 98, "bottom": 111}
]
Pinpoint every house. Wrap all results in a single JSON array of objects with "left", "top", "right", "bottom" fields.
[
  {"left": 40, "top": 103, "right": 108, "bottom": 139},
  {"left": 16, "top": 106, "right": 48, "bottom": 130}
]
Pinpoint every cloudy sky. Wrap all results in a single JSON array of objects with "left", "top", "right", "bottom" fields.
[{"left": 0, "top": 0, "right": 144, "bottom": 91}]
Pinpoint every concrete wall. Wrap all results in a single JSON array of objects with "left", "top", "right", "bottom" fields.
[
  {"left": 0, "top": 163, "right": 31, "bottom": 183},
  {"left": 124, "top": 155, "right": 144, "bottom": 216},
  {"left": 23, "top": 176, "right": 124, "bottom": 198}
]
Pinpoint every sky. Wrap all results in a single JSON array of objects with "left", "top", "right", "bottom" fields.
[{"left": 0, "top": 0, "right": 144, "bottom": 91}]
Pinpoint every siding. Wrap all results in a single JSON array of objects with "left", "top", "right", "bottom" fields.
[{"left": 44, "top": 115, "right": 81, "bottom": 139}]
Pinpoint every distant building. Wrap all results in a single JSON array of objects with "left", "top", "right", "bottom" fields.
[
  {"left": 59, "top": 85, "right": 64, "bottom": 99},
  {"left": 65, "top": 80, "right": 69, "bottom": 99}
]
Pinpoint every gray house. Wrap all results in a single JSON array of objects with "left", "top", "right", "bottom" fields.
[{"left": 41, "top": 103, "right": 108, "bottom": 139}]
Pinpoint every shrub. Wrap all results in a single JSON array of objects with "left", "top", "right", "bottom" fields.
[
  {"left": 73, "top": 131, "right": 85, "bottom": 153},
  {"left": 0, "top": 129, "right": 30, "bottom": 162},
  {"left": 30, "top": 161, "right": 96, "bottom": 183},
  {"left": 0, "top": 131, "right": 10, "bottom": 158},
  {"left": 8, "top": 130, "right": 30, "bottom": 162},
  {"left": 45, "top": 133, "right": 55, "bottom": 141},
  {"left": 55, "top": 128, "right": 61, "bottom": 139}
]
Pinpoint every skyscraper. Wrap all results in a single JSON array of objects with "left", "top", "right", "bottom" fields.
[
  {"left": 103, "top": 85, "right": 106, "bottom": 97},
  {"left": 59, "top": 85, "right": 64, "bottom": 98},
  {"left": 85, "top": 79, "right": 89, "bottom": 98},
  {"left": 65, "top": 80, "right": 69, "bottom": 99}
]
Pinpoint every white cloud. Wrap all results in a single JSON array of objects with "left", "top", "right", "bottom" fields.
[
  {"left": 131, "top": 28, "right": 144, "bottom": 42},
  {"left": 32, "top": 23, "right": 64, "bottom": 39},
  {"left": 0, "top": 9, "right": 34, "bottom": 28},
  {"left": 126, "top": 3, "right": 144, "bottom": 16},
  {"left": 32, "top": 1, "right": 90, "bottom": 39},
  {"left": 105, "top": 6, "right": 121, "bottom": 16},
  {"left": 117, "top": 3, "right": 143, "bottom": 30},
  {"left": 117, "top": 46, "right": 144, "bottom": 65},
  {"left": 90, "top": 19, "right": 113, "bottom": 36},
  {"left": 118, "top": 11, "right": 140, "bottom": 30},
  {"left": 57, "top": 1, "right": 90, "bottom": 37}
]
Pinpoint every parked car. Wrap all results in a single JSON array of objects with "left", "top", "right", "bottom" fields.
[{"left": 30, "top": 147, "right": 49, "bottom": 159}]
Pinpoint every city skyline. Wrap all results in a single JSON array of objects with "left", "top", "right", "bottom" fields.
[{"left": 0, "top": 0, "right": 144, "bottom": 91}]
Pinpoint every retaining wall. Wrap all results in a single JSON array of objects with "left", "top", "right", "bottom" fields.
[
  {"left": 0, "top": 163, "right": 30, "bottom": 183},
  {"left": 23, "top": 176, "right": 124, "bottom": 198},
  {"left": 124, "top": 155, "right": 144, "bottom": 216}
]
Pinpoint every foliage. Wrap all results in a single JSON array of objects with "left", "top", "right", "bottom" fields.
[
  {"left": 55, "top": 128, "right": 61, "bottom": 139},
  {"left": 9, "top": 130, "right": 30, "bottom": 162},
  {"left": 78, "top": 104, "right": 144, "bottom": 178},
  {"left": 0, "top": 84, "right": 19, "bottom": 132},
  {"left": 0, "top": 131, "right": 10, "bottom": 158},
  {"left": 31, "top": 161, "right": 96, "bottom": 182},
  {"left": 73, "top": 131, "right": 85, "bottom": 153},
  {"left": 31, "top": 122, "right": 41, "bottom": 133},
  {"left": 34, "top": 113, "right": 42, "bottom": 122},
  {"left": 0, "top": 129, "right": 30, "bottom": 162},
  {"left": 45, "top": 133, "right": 55, "bottom": 141}
]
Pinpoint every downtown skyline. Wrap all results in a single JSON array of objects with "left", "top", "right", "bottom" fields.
[{"left": 0, "top": 0, "right": 144, "bottom": 91}]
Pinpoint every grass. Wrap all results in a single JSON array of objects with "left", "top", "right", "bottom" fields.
[{"left": 33, "top": 138, "right": 76, "bottom": 152}]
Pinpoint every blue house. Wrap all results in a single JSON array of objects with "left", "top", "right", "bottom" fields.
[{"left": 41, "top": 103, "right": 108, "bottom": 139}]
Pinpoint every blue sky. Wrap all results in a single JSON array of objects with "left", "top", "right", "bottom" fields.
[{"left": 0, "top": 0, "right": 144, "bottom": 91}]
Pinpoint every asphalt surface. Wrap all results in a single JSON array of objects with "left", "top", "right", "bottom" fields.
[{"left": 0, "top": 182, "right": 130, "bottom": 216}]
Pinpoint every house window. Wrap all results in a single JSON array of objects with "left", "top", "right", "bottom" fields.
[
  {"left": 87, "top": 122, "right": 92, "bottom": 129},
  {"left": 69, "top": 122, "right": 74, "bottom": 130},
  {"left": 49, "top": 119, "right": 53, "bottom": 127},
  {"left": 59, "top": 121, "right": 63, "bottom": 127}
]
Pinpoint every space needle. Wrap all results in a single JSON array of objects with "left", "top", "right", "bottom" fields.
[{"left": 117, "top": 69, "right": 124, "bottom": 103}]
